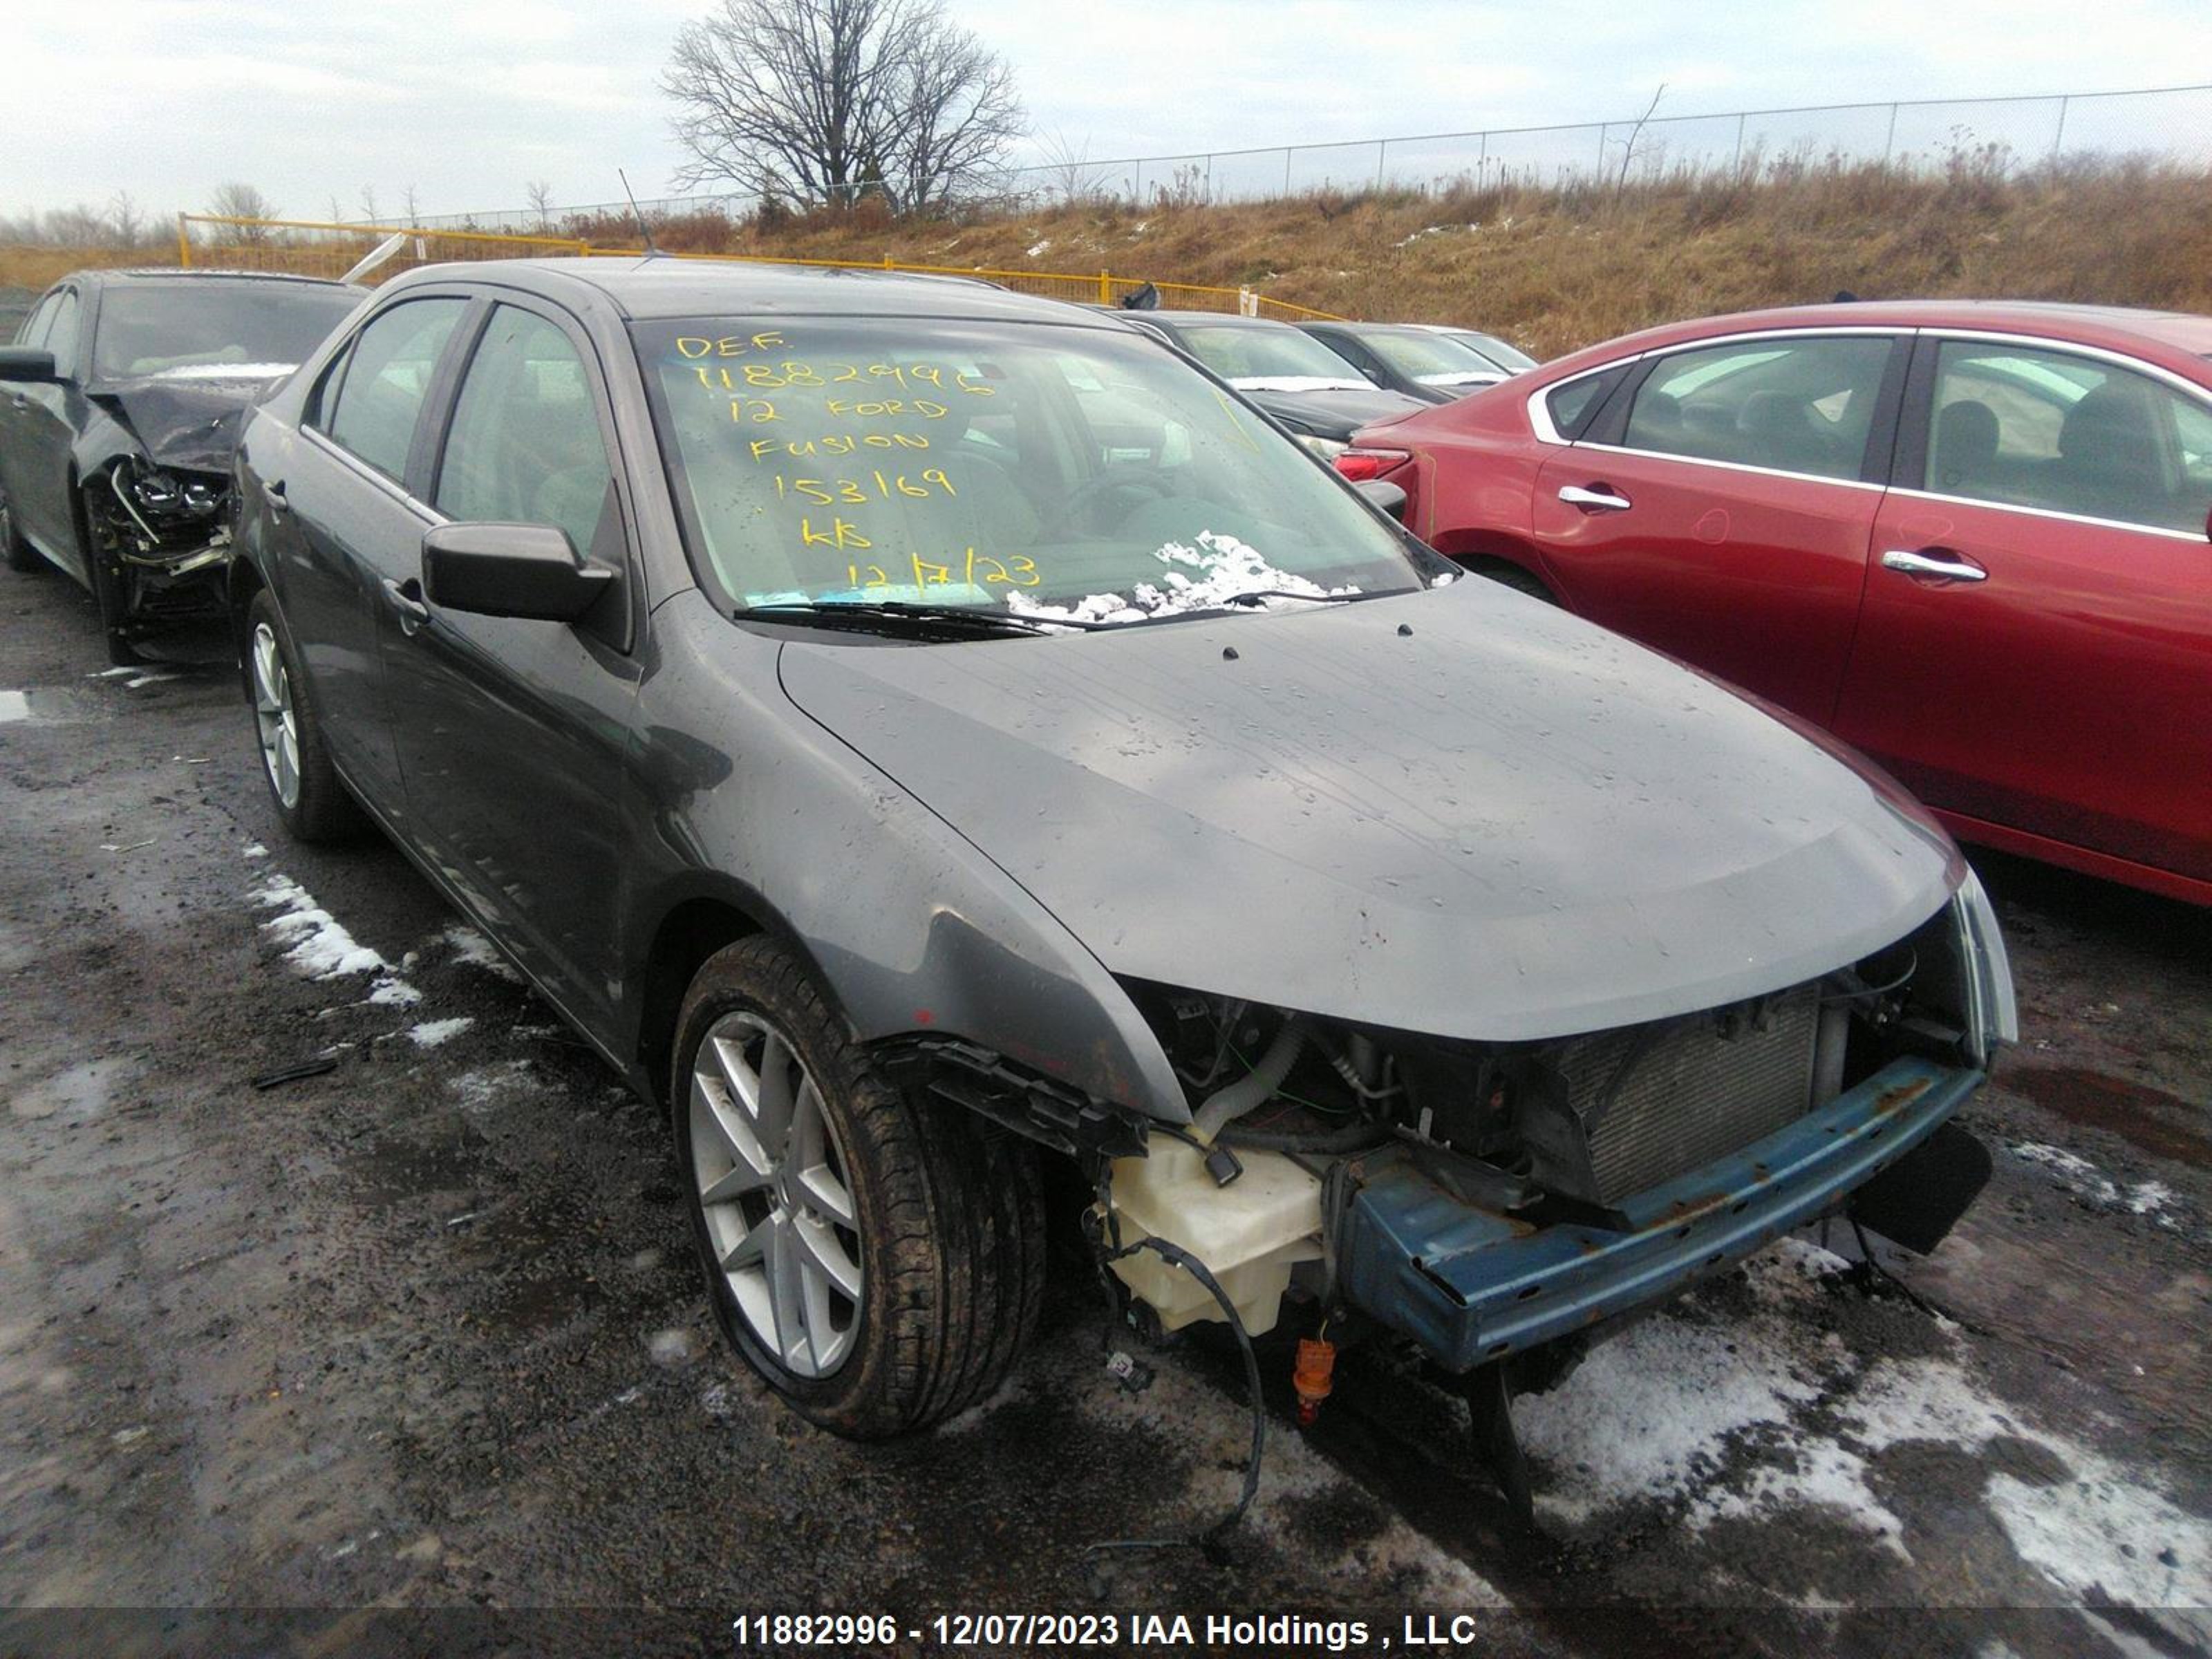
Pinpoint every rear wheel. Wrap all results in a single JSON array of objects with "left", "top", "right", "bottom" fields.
[
  {"left": 673, "top": 937, "right": 1045, "bottom": 1438},
  {"left": 0, "top": 485, "right": 40, "bottom": 573},
  {"left": 1470, "top": 559, "right": 1556, "bottom": 604},
  {"left": 246, "top": 588, "right": 362, "bottom": 842}
]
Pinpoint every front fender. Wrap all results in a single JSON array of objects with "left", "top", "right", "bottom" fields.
[{"left": 628, "top": 592, "right": 1189, "bottom": 1124}]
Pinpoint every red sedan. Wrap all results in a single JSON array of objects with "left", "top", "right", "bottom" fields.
[{"left": 1342, "top": 301, "right": 2212, "bottom": 905}]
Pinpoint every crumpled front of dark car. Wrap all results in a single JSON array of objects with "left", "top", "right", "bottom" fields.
[
  {"left": 83, "top": 453, "right": 235, "bottom": 626},
  {"left": 1091, "top": 870, "right": 2013, "bottom": 1374}
]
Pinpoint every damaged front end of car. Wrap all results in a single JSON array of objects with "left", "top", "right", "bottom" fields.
[
  {"left": 895, "top": 870, "right": 2012, "bottom": 1517},
  {"left": 84, "top": 454, "right": 235, "bottom": 630}
]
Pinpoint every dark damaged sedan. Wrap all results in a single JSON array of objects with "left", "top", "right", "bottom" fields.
[
  {"left": 0, "top": 269, "right": 362, "bottom": 662},
  {"left": 227, "top": 259, "right": 2015, "bottom": 1503}
]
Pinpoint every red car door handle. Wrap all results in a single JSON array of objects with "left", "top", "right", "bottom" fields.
[
  {"left": 1558, "top": 482, "right": 1632, "bottom": 512},
  {"left": 1882, "top": 547, "right": 1987, "bottom": 583}
]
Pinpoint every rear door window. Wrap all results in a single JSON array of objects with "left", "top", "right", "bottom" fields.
[
  {"left": 435, "top": 305, "right": 615, "bottom": 558},
  {"left": 1924, "top": 339, "right": 2212, "bottom": 535},
  {"left": 16, "top": 293, "right": 60, "bottom": 348},
  {"left": 319, "top": 298, "right": 469, "bottom": 483},
  {"left": 1620, "top": 335, "right": 1893, "bottom": 482},
  {"left": 1541, "top": 367, "right": 1625, "bottom": 440},
  {"left": 41, "top": 292, "right": 82, "bottom": 374}
]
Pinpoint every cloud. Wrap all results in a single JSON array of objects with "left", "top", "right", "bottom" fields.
[{"left": 4, "top": 0, "right": 2205, "bottom": 219}]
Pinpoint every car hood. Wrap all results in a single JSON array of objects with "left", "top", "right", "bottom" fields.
[
  {"left": 89, "top": 366, "right": 295, "bottom": 471},
  {"left": 776, "top": 581, "right": 1961, "bottom": 1042},
  {"left": 1244, "top": 385, "right": 1430, "bottom": 439}
]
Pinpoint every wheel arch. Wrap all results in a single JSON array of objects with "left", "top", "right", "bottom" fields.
[
  {"left": 635, "top": 879, "right": 803, "bottom": 1109},
  {"left": 1427, "top": 526, "right": 1556, "bottom": 597}
]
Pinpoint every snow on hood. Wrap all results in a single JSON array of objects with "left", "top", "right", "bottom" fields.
[
  {"left": 1416, "top": 370, "right": 1502, "bottom": 386},
  {"left": 1004, "top": 531, "right": 1356, "bottom": 626},
  {"left": 776, "top": 579, "right": 1962, "bottom": 1042},
  {"left": 1228, "top": 374, "right": 1373, "bottom": 393}
]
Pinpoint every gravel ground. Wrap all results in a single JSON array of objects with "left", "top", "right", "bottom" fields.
[{"left": 1, "top": 562, "right": 2206, "bottom": 1658}]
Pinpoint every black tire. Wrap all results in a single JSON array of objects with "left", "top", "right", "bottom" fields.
[
  {"left": 244, "top": 588, "right": 364, "bottom": 842},
  {"left": 0, "top": 482, "right": 41, "bottom": 573},
  {"left": 673, "top": 937, "right": 1046, "bottom": 1439},
  {"left": 1471, "top": 559, "right": 1557, "bottom": 604},
  {"left": 79, "top": 484, "right": 142, "bottom": 665}
]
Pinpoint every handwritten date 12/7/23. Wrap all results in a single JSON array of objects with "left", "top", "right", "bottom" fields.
[{"left": 846, "top": 550, "right": 1042, "bottom": 590}]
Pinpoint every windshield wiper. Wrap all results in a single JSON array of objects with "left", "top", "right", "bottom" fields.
[
  {"left": 1215, "top": 588, "right": 1360, "bottom": 608},
  {"left": 738, "top": 599, "right": 1109, "bottom": 635}
]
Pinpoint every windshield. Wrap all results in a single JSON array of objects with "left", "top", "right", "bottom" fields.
[
  {"left": 1443, "top": 330, "right": 1538, "bottom": 373},
  {"left": 635, "top": 316, "right": 1425, "bottom": 627},
  {"left": 92, "top": 283, "right": 357, "bottom": 381},
  {"left": 1363, "top": 329, "right": 1508, "bottom": 386},
  {"left": 1165, "top": 321, "right": 1369, "bottom": 390}
]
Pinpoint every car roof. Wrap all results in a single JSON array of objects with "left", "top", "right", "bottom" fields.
[
  {"left": 67, "top": 268, "right": 359, "bottom": 291},
  {"left": 384, "top": 256, "right": 1127, "bottom": 327},
  {"left": 1564, "top": 299, "right": 2212, "bottom": 368}
]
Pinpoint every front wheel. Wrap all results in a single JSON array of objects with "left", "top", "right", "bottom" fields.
[
  {"left": 673, "top": 937, "right": 1045, "bottom": 1438},
  {"left": 0, "top": 483, "right": 41, "bottom": 574}
]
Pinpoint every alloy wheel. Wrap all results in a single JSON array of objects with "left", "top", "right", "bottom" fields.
[
  {"left": 688, "top": 1011, "right": 862, "bottom": 1378},
  {"left": 250, "top": 621, "right": 301, "bottom": 809}
]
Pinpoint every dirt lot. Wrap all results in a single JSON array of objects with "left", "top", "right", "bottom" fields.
[{"left": 1, "top": 561, "right": 2206, "bottom": 1658}]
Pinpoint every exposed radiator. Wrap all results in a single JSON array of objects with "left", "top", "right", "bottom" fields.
[{"left": 1553, "top": 985, "right": 1822, "bottom": 1205}]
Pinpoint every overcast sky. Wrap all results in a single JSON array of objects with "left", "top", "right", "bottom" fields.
[{"left": 7, "top": 0, "right": 2208, "bottom": 221}]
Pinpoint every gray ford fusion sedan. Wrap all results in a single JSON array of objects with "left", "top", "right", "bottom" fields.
[{"left": 228, "top": 258, "right": 2014, "bottom": 1481}]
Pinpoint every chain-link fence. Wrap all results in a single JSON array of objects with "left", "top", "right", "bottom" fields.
[
  {"left": 173, "top": 215, "right": 1341, "bottom": 319},
  {"left": 407, "top": 82, "right": 2211, "bottom": 230}
]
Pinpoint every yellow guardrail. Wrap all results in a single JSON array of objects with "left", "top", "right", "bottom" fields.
[{"left": 173, "top": 214, "right": 1342, "bottom": 322}]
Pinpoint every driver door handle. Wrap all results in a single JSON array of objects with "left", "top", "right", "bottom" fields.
[
  {"left": 261, "top": 478, "right": 289, "bottom": 515},
  {"left": 381, "top": 576, "right": 431, "bottom": 635},
  {"left": 1882, "top": 547, "right": 1988, "bottom": 583},
  {"left": 1559, "top": 483, "right": 1633, "bottom": 512},
  {"left": 8, "top": 395, "right": 26, "bottom": 413}
]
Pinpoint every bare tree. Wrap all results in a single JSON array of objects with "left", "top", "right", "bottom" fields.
[
  {"left": 359, "top": 185, "right": 382, "bottom": 225},
  {"left": 328, "top": 195, "right": 347, "bottom": 227},
  {"left": 1611, "top": 83, "right": 1667, "bottom": 191},
  {"left": 402, "top": 184, "right": 422, "bottom": 225},
  {"left": 525, "top": 179, "right": 558, "bottom": 229},
  {"left": 208, "top": 182, "right": 280, "bottom": 241},
  {"left": 109, "top": 191, "right": 145, "bottom": 247},
  {"left": 662, "top": 0, "right": 1025, "bottom": 214},
  {"left": 1034, "top": 129, "right": 1112, "bottom": 207}
]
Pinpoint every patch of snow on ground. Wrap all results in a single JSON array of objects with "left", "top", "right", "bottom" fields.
[
  {"left": 365, "top": 977, "right": 422, "bottom": 1006},
  {"left": 406, "top": 1018, "right": 474, "bottom": 1049},
  {"left": 255, "top": 874, "right": 395, "bottom": 980},
  {"left": 440, "top": 924, "right": 524, "bottom": 982},
  {"left": 2012, "top": 1142, "right": 2176, "bottom": 1220},
  {"left": 1512, "top": 1258, "right": 1834, "bottom": 1525},
  {"left": 448, "top": 1060, "right": 536, "bottom": 1112},
  {"left": 1518, "top": 1237, "right": 2212, "bottom": 1605},
  {"left": 1027, "top": 238, "right": 1051, "bottom": 258},
  {"left": 1005, "top": 530, "right": 1357, "bottom": 626},
  {"left": 243, "top": 843, "right": 268, "bottom": 859}
]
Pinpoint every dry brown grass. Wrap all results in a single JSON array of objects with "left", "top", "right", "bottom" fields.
[
  {"left": 710, "top": 154, "right": 2212, "bottom": 355},
  {"left": 9, "top": 156, "right": 2208, "bottom": 355},
  {"left": 0, "top": 244, "right": 156, "bottom": 290}
]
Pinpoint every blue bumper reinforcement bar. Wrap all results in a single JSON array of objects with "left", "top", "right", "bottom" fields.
[{"left": 1338, "top": 1056, "right": 1984, "bottom": 1371}]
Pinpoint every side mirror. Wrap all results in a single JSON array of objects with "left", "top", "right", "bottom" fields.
[
  {"left": 0, "top": 347, "right": 57, "bottom": 384},
  {"left": 421, "top": 523, "right": 615, "bottom": 622},
  {"left": 1355, "top": 478, "right": 1408, "bottom": 523}
]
